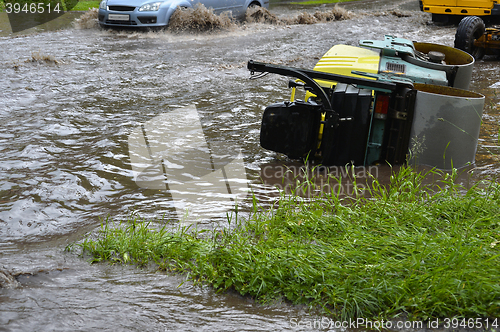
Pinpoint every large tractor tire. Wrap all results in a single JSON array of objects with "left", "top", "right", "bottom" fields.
[{"left": 454, "top": 16, "right": 486, "bottom": 60}]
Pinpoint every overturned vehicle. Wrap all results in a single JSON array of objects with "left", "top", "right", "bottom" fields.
[{"left": 248, "top": 35, "right": 485, "bottom": 170}]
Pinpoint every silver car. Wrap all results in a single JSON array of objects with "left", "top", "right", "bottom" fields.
[{"left": 98, "top": 0, "right": 268, "bottom": 28}]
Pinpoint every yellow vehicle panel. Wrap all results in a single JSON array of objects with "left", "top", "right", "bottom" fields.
[
  {"left": 423, "top": 0, "right": 456, "bottom": 6},
  {"left": 313, "top": 45, "right": 380, "bottom": 88},
  {"left": 421, "top": 0, "right": 495, "bottom": 15},
  {"left": 457, "top": 0, "right": 493, "bottom": 8},
  {"left": 423, "top": 6, "right": 493, "bottom": 15}
]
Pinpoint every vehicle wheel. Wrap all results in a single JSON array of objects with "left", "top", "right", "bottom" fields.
[
  {"left": 454, "top": 16, "right": 486, "bottom": 60},
  {"left": 248, "top": 1, "right": 261, "bottom": 9}
]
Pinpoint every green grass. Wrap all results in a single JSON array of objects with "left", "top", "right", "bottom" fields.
[
  {"left": 73, "top": 165, "right": 500, "bottom": 321},
  {"left": 72, "top": 0, "right": 99, "bottom": 11}
]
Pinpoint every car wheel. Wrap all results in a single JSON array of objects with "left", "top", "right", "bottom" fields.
[
  {"left": 454, "top": 16, "right": 486, "bottom": 60},
  {"left": 248, "top": 1, "right": 261, "bottom": 9}
]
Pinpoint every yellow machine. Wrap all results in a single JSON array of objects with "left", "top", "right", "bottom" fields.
[
  {"left": 247, "top": 36, "right": 484, "bottom": 169},
  {"left": 455, "top": 16, "right": 500, "bottom": 59},
  {"left": 419, "top": 0, "right": 500, "bottom": 22}
]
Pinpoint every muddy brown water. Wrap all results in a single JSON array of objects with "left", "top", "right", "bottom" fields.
[{"left": 1, "top": 0, "right": 500, "bottom": 330}]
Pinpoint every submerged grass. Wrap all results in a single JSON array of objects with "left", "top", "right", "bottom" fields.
[{"left": 76, "top": 166, "right": 500, "bottom": 320}]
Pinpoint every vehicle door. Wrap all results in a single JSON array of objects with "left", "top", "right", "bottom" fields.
[
  {"left": 456, "top": 0, "right": 493, "bottom": 8},
  {"left": 422, "top": 0, "right": 456, "bottom": 6},
  {"left": 199, "top": 0, "right": 232, "bottom": 13},
  {"left": 223, "top": 0, "right": 246, "bottom": 16}
]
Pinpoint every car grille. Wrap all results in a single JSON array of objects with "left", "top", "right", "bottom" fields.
[
  {"left": 138, "top": 16, "right": 157, "bottom": 24},
  {"left": 108, "top": 5, "right": 135, "bottom": 11},
  {"left": 105, "top": 20, "right": 138, "bottom": 25}
]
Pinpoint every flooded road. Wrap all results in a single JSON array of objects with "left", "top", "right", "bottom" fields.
[{"left": 1, "top": 0, "right": 500, "bottom": 330}]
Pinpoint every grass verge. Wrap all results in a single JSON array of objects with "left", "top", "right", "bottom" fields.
[
  {"left": 73, "top": 165, "right": 500, "bottom": 320},
  {"left": 72, "top": 1, "right": 99, "bottom": 11}
]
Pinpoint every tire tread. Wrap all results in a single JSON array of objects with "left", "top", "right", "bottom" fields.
[{"left": 454, "top": 16, "right": 485, "bottom": 60}]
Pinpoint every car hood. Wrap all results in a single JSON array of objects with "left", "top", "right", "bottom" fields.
[{"left": 106, "top": 0, "right": 169, "bottom": 7}]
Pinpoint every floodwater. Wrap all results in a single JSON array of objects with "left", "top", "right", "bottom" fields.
[{"left": 1, "top": 0, "right": 500, "bottom": 330}]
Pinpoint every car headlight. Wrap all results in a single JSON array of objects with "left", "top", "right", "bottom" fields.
[
  {"left": 138, "top": 2, "right": 163, "bottom": 11},
  {"left": 99, "top": 0, "right": 107, "bottom": 9}
]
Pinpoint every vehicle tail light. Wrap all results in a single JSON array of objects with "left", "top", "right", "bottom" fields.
[{"left": 374, "top": 94, "right": 390, "bottom": 119}]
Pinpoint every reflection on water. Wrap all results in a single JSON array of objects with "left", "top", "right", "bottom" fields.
[
  {"left": 0, "top": 0, "right": 499, "bottom": 330},
  {"left": 0, "top": 11, "right": 86, "bottom": 36}
]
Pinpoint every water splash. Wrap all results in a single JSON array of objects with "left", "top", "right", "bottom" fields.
[
  {"left": 245, "top": 6, "right": 281, "bottom": 24},
  {"left": 73, "top": 8, "right": 99, "bottom": 29},
  {"left": 25, "top": 51, "right": 60, "bottom": 65},
  {"left": 297, "top": 5, "right": 355, "bottom": 23},
  {"left": 246, "top": 5, "right": 355, "bottom": 25},
  {"left": 72, "top": 4, "right": 356, "bottom": 33},
  {"left": 167, "top": 4, "right": 235, "bottom": 33}
]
